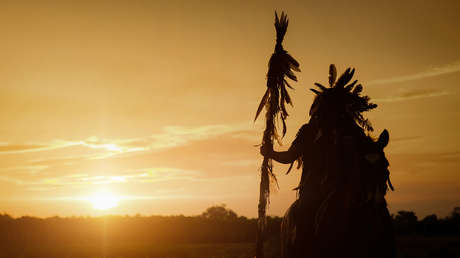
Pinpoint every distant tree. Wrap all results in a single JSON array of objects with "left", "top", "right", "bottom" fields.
[
  {"left": 421, "top": 214, "right": 438, "bottom": 224},
  {"left": 420, "top": 214, "right": 438, "bottom": 235},
  {"left": 201, "top": 204, "right": 238, "bottom": 221},
  {"left": 394, "top": 211, "right": 418, "bottom": 235},
  {"left": 394, "top": 211, "right": 418, "bottom": 223},
  {"left": 451, "top": 207, "right": 460, "bottom": 220},
  {"left": 445, "top": 207, "right": 460, "bottom": 235}
]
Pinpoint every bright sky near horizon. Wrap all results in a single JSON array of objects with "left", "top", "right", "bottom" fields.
[{"left": 0, "top": 0, "right": 459, "bottom": 218}]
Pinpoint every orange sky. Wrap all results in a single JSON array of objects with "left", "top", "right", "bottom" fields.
[{"left": 0, "top": 0, "right": 459, "bottom": 218}]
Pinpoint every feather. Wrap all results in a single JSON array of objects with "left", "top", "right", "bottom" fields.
[
  {"left": 335, "top": 68, "right": 353, "bottom": 88},
  {"left": 281, "top": 86, "right": 292, "bottom": 105},
  {"left": 287, "top": 54, "right": 301, "bottom": 72},
  {"left": 349, "top": 68, "right": 355, "bottom": 80},
  {"left": 335, "top": 68, "right": 349, "bottom": 87},
  {"left": 345, "top": 80, "right": 358, "bottom": 92},
  {"left": 285, "top": 90, "right": 292, "bottom": 106},
  {"left": 280, "top": 89, "right": 288, "bottom": 117},
  {"left": 254, "top": 89, "right": 269, "bottom": 121},
  {"left": 282, "top": 117, "right": 287, "bottom": 136},
  {"left": 352, "top": 84, "right": 363, "bottom": 94},
  {"left": 284, "top": 79, "right": 294, "bottom": 89},
  {"left": 296, "top": 157, "right": 302, "bottom": 169},
  {"left": 310, "top": 88, "right": 321, "bottom": 95},
  {"left": 285, "top": 162, "right": 294, "bottom": 174},
  {"left": 328, "top": 64, "right": 337, "bottom": 87},
  {"left": 274, "top": 11, "right": 288, "bottom": 51},
  {"left": 286, "top": 70, "right": 297, "bottom": 81},
  {"left": 314, "top": 82, "right": 327, "bottom": 92}
]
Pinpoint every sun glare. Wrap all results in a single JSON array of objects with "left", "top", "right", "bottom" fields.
[{"left": 90, "top": 190, "right": 119, "bottom": 210}]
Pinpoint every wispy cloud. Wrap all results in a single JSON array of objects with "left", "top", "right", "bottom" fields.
[
  {"left": 0, "top": 142, "right": 77, "bottom": 154},
  {"left": 0, "top": 138, "right": 145, "bottom": 155},
  {"left": 374, "top": 89, "right": 449, "bottom": 102},
  {"left": 0, "top": 144, "right": 46, "bottom": 152},
  {"left": 368, "top": 61, "right": 460, "bottom": 86},
  {"left": 0, "top": 166, "right": 202, "bottom": 188},
  {"left": 0, "top": 122, "right": 257, "bottom": 195},
  {"left": 147, "top": 123, "right": 251, "bottom": 150},
  {"left": 0, "top": 165, "right": 48, "bottom": 173},
  {"left": 0, "top": 123, "right": 251, "bottom": 157}
]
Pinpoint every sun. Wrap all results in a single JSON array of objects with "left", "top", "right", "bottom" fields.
[{"left": 90, "top": 190, "right": 119, "bottom": 210}]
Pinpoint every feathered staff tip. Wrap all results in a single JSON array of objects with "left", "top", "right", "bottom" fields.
[{"left": 254, "top": 11, "right": 300, "bottom": 131}]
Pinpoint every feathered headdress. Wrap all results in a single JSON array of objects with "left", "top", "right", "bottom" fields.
[{"left": 310, "top": 64, "right": 377, "bottom": 131}]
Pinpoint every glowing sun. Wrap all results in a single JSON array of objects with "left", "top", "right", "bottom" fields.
[{"left": 90, "top": 190, "right": 119, "bottom": 210}]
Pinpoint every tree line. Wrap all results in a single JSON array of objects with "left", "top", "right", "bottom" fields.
[
  {"left": 0, "top": 205, "right": 458, "bottom": 256},
  {"left": 392, "top": 208, "right": 460, "bottom": 236}
]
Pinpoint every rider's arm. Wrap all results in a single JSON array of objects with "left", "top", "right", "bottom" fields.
[
  {"left": 262, "top": 146, "right": 300, "bottom": 164},
  {"left": 260, "top": 123, "right": 312, "bottom": 164}
]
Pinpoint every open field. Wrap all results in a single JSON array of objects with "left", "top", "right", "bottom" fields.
[
  {"left": 396, "top": 236, "right": 460, "bottom": 258},
  {"left": 1, "top": 237, "right": 459, "bottom": 258}
]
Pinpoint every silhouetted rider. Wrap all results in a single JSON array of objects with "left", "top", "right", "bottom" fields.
[{"left": 260, "top": 65, "right": 396, "bottom": 258}]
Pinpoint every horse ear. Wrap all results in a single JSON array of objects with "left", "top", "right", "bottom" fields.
[{"left": 377, "top": 129, "right": 389, "bottom": 149}]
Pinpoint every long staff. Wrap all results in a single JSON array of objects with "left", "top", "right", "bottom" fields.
[{"left": 254, "top": 11, "right": 300, "bottom": 258}]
